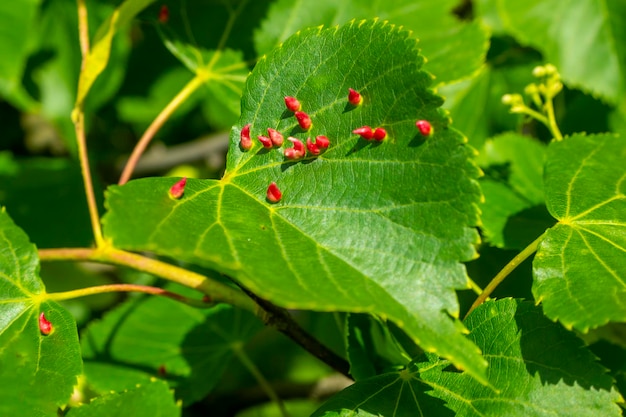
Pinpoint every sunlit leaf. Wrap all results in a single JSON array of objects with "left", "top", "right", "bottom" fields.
[
  {"left": 253, "top": 0, "right": 488, "bottom": 85},
  {"left": 0, "top": 209, "right": 82, "bottom": 416},
  {"left": 533, "top": 133, "right": 626, "bottom": 331},
  {"left": 104, "top": 19, "right": 486, "bottom": 381}
]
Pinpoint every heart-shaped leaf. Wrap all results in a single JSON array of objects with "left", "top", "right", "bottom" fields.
[
  {"left": 0, "top": 209, "right": 82, "bottom": 415},
  {"left": 103, "top": 19, "right": 486, "bottom": 381},
  {"left": 314, "top": 299, "right": 622, "bottom": 416},
  {"left": 533, "top": 133, "right": 626, "bottom": 331}
]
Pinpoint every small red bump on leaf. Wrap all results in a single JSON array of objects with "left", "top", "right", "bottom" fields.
[
  {"left": 284, "top": 96, "right": 301, "bottom": 112},
  {"left": 348, "top": 88, "right": 363, "bottom": 106},
  {"left": 158, "top": 365, "right": 167, "bottom": 376},
  {"left": 240, "top": 124, "right": 252, "bottom": 150},
  {"left": 306, "top": 138, "right": 321, "bottom": 156},
  {"left": 315, "top": 135, "right": 330, "bottom": 149},
  {"left": 169, "top": 177, "right": 187, "bottom": 199},
  {"left": 294, "top": 111, "right": 312, "bottom": 130},
  {"left": 39, "top": 312, "right": 53, "bottom": 335},
  {"left": 416, "top": 120, "right": 433, "bottom": 136},
  {"left": 158, "top": 5, "right": 169, "bottom": 24},
  {"left": 353, "top": 126, "right": 374, "bottom": 140},
  {"left": 202, "top": 295, "right": 211, "bottom": 303},
  {"left": 267, "top": 128, "right": 284, "bottom": 146},
  {"left": 285, "top": 137, "right": 305, "bottom": 159},
  {"left": 258, "top": 135, "right": 273, "bottom": 148},
  {"left": 267, "top": 182, "right": 282, "bottom": 203},
  {"left": 373, "top": 127, "right": 387, "bottom": 141}
]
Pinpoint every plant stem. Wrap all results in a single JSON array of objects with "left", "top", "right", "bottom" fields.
[
  {"left": 118, "top": 74, "right": 206, "bottom": 185},
  {"left": 38, "top": 247, "right": 257, "bottom": 312},
  {"left": 465, "top": 233, "right": 545, "bottom": 319},
  {"left": 232, "top": 344, "right": 289, "bottom": 417},
  {"left": 46, "top": 283, "right": 212, "bottom": 308},
  {"left": 77, "top": 0, "right": 90, "bottom": 60},
  {"left": 73, "top": 1, "right": 104, "bottom": 247},
  {"left": 544, "top": 97, "right": 563, "bottom": 141}
]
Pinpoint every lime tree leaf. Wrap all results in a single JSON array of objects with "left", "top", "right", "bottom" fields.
[
  {"left": 65, "top": 379, "right": 180, "bottom": 417},
  {"left": 0, "top": 0, "right": 41, "bottom": 101},
  {"left": 476, "top": 133, "right": 550, "bottom": 249},
  {"left": 253, "top": 0, "right": 488, "bottom": 85},
  {"left": 0, "top": 209, "right": 82, "bottom": 416},
  {"left": 315, "top": 299, "right": 622, "bottom": 416},
  {"left": 533, "top": 133, "right": 626, "bottom": 331},
  {"left": 492, "top": 0, "right": 626, "bottom": 107},
  {"left": 104, "top": 19, "right": 486, "bottom": 381},
  {"left": 75, "top": 0, "right": 155, "bottom": 107},
  {"left": 345, "top": 314, "right": 411, "bottom": 381},
  {"left": 81, "top": 289, "right": 262, "bottom": 405}
]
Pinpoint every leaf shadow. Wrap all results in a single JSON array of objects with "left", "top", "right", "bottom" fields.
[
  {"left": 345, "top": 139, "right": 380, "bottom": 156},
  {"left": 502, "top": 204, "right": 554, "bottom": 249},
  {"left": 82, "top": 296, "right": 186, "bottom": 387},
  {"left": 408, "top": 134, "right": 427, "bottom": 148},
  {"left": 514, "top": 302, "right": 615, "bottom": 391}
]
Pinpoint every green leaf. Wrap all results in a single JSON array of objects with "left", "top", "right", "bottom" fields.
[
  {"left": 345, "top": 314, "right": 411, "bottom": 381},
  {"left": 476, "top": 133, "right": 550, "bottom": 249},
  {"left": 0, "top": 0, "right": 41, "bottom": 104},
  {"left": 81, "top": 289, "right": 262, "bottom": 405},
  {"left": 75, "top": 0, "right": 155, "bottom": 108},
  {"left": 533, "top": 133, "right": 626, "bottom": 331},
  {"left": 492, "top": 0, "right": 626, "bottom": 106},
  {"left": 253, "top": 0, "right": 488, "bottom": 85},
  {"left": 65, "top": 379, "right": 180, "bottom": 417},
  {"left": 104, "top": 20, "right": 486, "bottom": 381},
  {"left": 0, "top": 155, "right": 95, "bottom": 248},
  {"left": 0, "top": 209, "right": 82, "bottom": 416},
  {"left": 315, "top": 299, "right": 623, "bottom": 416}
]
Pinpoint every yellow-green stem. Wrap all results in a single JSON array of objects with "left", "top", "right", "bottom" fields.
[
  {"left": 544, "top": 98, "right": 563, "bottom": 141},
  {"left": 232, "top": 344, "right": 289, "bottom": 417},
  {"left": 74, "top": 0, "right": 104, "bottom": 247},
  {"left": 118, "top": 74, "right": 207, "bottom": 185},
  {"left": 46, "top": 283, "right": 211, "bottom": 308},
  {"left": 38, "top": 247, "right": 257, "bottom": 313},
  {"left": 465, "top": 233, "right": 545, "bottom": 318}
]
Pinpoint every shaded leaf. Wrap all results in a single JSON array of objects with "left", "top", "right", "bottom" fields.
[
  {"left": 491, "top": 0, "right": 626, "bottom": 107},
  {"left": 315, "top": 299, "right": 622, "bottom": 416},
  {"left": 65, "top": 379, "right": 180, "bottom": 417},
  {"left": 476, "top": 133, "right": 550, "bottom": 249},
  {"left": 104, "top": 20, "right": 486, "bottom": 381},
  {"left": 81, "top": 288, "right": 262, "bottom": 405},
  {"left": 0, "top": 209, "right": 82, "bottom": 416},
  {"left": 253, "top": 0, "right": 488, "bottom": 85},
  {"left": 533, "top": 133, "right": 626, "bottom": 331},
  {"left": 0, "top": 0, "right": 41, "bottom": 104}
]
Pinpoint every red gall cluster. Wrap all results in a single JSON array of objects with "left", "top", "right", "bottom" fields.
[
  {"left": 39, "top": 312, "right": 53, "bottom": 335},
  {"left": 352, "top": 126, "right": 387, "bottom": 141},
  {"left": 169, "top": 177, "right": 187, "bottom": 199}
]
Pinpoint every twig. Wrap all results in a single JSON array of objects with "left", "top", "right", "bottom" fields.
[{"left": 244, "top": 289, "right": 351, "bottom": 378}]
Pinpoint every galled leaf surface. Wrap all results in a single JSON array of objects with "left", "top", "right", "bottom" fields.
[
  {"left": 81, "top": 289, "right": 262, "bottom": 405},
  {"left": 476, "top": 133, "right": 550, "bottom": 249},
  {"left": 65, "top": 379, "right": 180, "bottom": 417},
  {"left": 533, "top": 133, "right": 626, "bottom": 331},
  {"left": 254, "top": 0, "right": 488, "bottom": 85},
  {"left": 0, "top": 209, "right": 82, "bottom": 416},
  {"left": 104, "top": 20, "right": 486, "bottom": 381},
  {"left": 315, "top": 299, "right": 622, "bottom": 417},
  {"left": 489, "top": 0, "right": 626, "bottom": 107}
]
